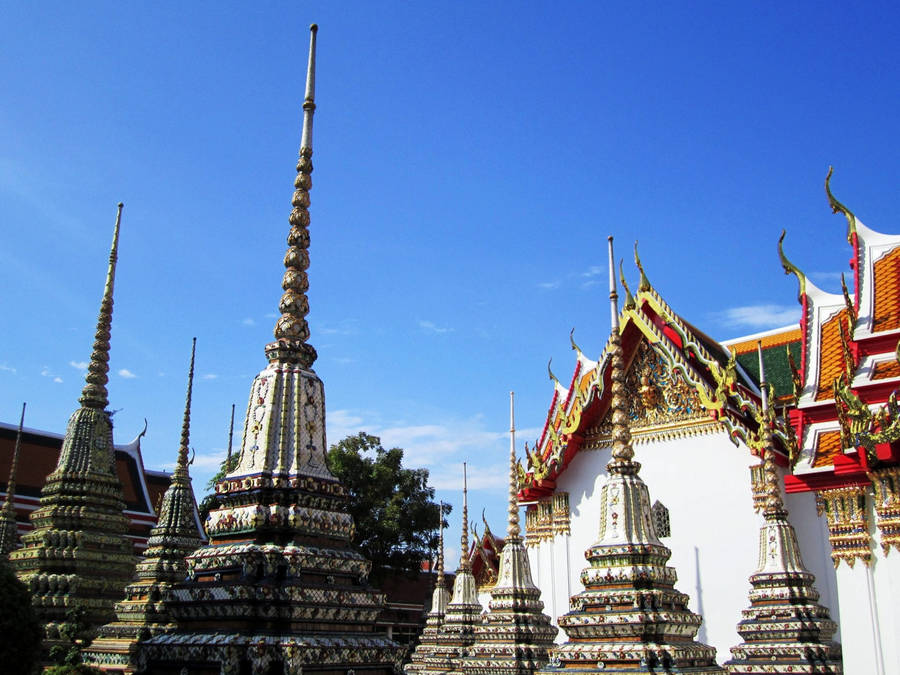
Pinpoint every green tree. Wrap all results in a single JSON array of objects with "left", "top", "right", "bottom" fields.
[
  {"left": 326, "top": 432, "right": 448, "bottom": 584},
  {"left": 0, "top": 559, "right": 42, "bottom": 674},
  {"left": 197, "top": 453, "right": 239, "bottom": 524},
  {"left": 47, "top": 606, "right": 102, "bottom": 673}
]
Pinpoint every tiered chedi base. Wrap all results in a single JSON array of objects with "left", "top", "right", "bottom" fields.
[
  {"left": 137, "top": 363, "right": 401, "bottom": 674},
  {"left": 11, "top": 406, "right": 135, "bottom": 643},
  {"left": 86, "top": 436, "right": 203, "bottom": 669},
  {"left": 461, "top": 535, "right": 557, "bottom": 675},
  {"left": 422, "top": 566, "right": 482, "bottom": 674},
  {"left": 405, "top": 576, "right": 450, "bottom": 674},
  {"left": 724, "top": 514, "right": 842, "bottom": 674},
  {"left": 547, "top": 467, "right": 723, "bottom": 673}
]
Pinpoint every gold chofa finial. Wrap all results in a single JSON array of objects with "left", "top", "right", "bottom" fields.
[
  {"left": 79, "top": 203, "right": 123, "bottom": 410},
  {"left": 778, "top": 230, "right": 807, "bottom": 303},
  {"left": 825, "top": 166, "right": 858, "bottom": 244},
  {"left": 267, "top": 24, "right": 319, "bottom": 367}
]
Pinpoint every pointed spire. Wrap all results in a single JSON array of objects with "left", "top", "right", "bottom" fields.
[
  {"left": 460, "top": 462, "right": 470, "bottom": 571},
  {"left": 508, "top": 392, "right": 520, "bottom": 539},
  {"left": 607, "top": 237, "right": 638, "bottom": 473},
  {"left": 268, "top": 24, "right": 319, "bottom": 367},
  {"left": 757, "top": 342, "right": 786, "bottom": 517},
  {"left": 226, "top": 403, "right": 235, "bottom": 465},
  {"left": 80, "top": 203, "right": 123, "bottom": 409},
  {"left": 0, "top": 402, "right": 26, "bottom": 558},
  {"left": 174, "top": 338, "right": 196, "bottom": 480},
  {"left": 436, "top": 501, "right": 446, "bottom": 587}
]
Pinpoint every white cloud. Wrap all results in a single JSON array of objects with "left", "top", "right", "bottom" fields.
[
  {"left": 202, "top": 373, "right": 218, "bottom": 380},
  {"left": 333, "top": 357, "right": 354, "bottom": 365},
  {"left": 580, "top": 279, "right": 600, "bottom": 290},
  {"left": 810, "top": 271, "right": 845, "bottom": 285},
  {"left": 40, "top": 366, "right": 51, "bottom": 377},
  {"left": 241, "top": 317, "right": 256, "bottom": 326},
  {"left": 713, "top": 304, "right": 799, "bottom": 330},
  {"left": 318, "top": 319, "right": 359, "bottom": 336},
  {"left": 118, "top": 368, "right": 137, "bottom": 379},
  {"left": 69, "top": 360, "right": 88, "bottom": 371},
  {"left": 52, "top": 376, "right": 63, "bottom": 383},
  {"left": 581, "top": 265, "right": 605, "bottom": 278},
  {"left": 0, "top": 363, "right": 15, "bottom": 374},
  {"left": 418, "top": 320, "right": 453, "bottom": 335},
  {"left": 537, "top": 281, "right": 561, "bottom": 290}
]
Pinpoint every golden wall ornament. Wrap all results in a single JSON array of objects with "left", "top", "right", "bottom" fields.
[
  {"left": 551, "top": 492, "right": 570, "bottom": 536},
  {"left": 870, "top": 466, "right": 900, "bottom": 555},
  {"left": 820, "top": 485, "right": 871, "bottom": 567},
  {"left": 749, "top": 463, "right": 767, "bottom": 513}
]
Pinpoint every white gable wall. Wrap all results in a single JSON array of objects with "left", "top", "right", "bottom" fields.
[{"left": 526, "top": 429, "right": 839, "bottom": 665}]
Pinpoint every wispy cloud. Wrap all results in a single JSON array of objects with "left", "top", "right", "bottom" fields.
[
  {"left": 318, "top": 319, "right": 359, "bottom": 336},
  {"left": 333, "top": 357, "right": 354, "bottom": 365},
  {"left": 0, "top": 363, "right": 15, "bottom": 374},
  {"left": 537, "top": 280, "right": 561, "bottom": 290},
  {"left": 418, "top": 320, "right": 453, "bottom": 335},
  {"left": 202, "top": 373, "right": 218, "bottom": 380},
  {"left": 241, "top": 317, "right": 256, "bottom": 327},
  {"left": 69, "top": 360, "right": 88, "bottom": 371},
  {"left": 581, "top": 265, "right": 604, "bottom": 278},
  {"left": 810, "top": 271, "right": 845, "bottom": 285},
  {"left": 712, "top": 304, "right": 799, "bottom": 330},
  {"left": 39, "top": 366, "right": 62, "bottom": 382},
  {"left": 580, "top": 279, "right": 600, "bottom": 290},
  {"left": 118, "top": 368, "right": 137, "bottom": 379}
]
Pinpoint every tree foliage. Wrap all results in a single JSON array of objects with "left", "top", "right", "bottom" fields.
[
  {"left": 197, "top": 453, "right": 239, "bottom": 524},
  {"left": 0, "top": 559, "right": 42, "bottom": 674},
  {"left": 326, "top": 432, "right": 448, "bottom": 583}
]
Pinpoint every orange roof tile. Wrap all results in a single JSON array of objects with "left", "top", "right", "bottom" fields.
[
  {"left": 872, "top": 359, "right": 900, "bottom": 380},
  {"left": 812, "top": 430, "right": 844, "bottom": 468},
  {"left": 728, "top": 327, "right": 802, "bottom": 355},
  {"left": 873, "top": 247, "right": 900, "bottom": 332},
  {"left": 816, "top": 309, "right": 850, "bottom": 401}
]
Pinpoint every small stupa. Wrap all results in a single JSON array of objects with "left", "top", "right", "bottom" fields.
[
  {"left": 544, "top": 237, "right": 723, "bottom": 673},
  {"left": 0, "top": 402, "right": 26, "bottom": 560},
  {"left": 723, "top": 343, "right": 842, "bottom": 674},
  {"left": 462, "top": 392, "right": 558, "bottom": 674},
  {"left": 405, "top": 502, "right": 451, "bottom": 675},
  {"left": 11, "top": 205, "right": 136, "bottom": 647},
  {"left": 137, "top": 25, "right": 402, "bottom": 674},
  {"left": 423, "top": 464, "right": 483, "bottom": 674},
  {"left": 85, "top": 339, "right": 205, "bottom": 673}
]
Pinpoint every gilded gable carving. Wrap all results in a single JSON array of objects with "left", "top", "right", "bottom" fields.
[{"left": 584, "top": 342, "right": 714, "bottom": 447}]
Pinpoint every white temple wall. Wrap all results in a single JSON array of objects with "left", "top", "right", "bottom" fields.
[
  {"left": 834, "top": 499, "right": 900, "bottom": 675},
  {"left": 526, "top": 429, "right": 842, "bottom": 664}
]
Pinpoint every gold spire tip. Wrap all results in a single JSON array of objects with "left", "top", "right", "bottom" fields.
[{"left": 310, "top": 23, "right": 318, "bottom": 32}]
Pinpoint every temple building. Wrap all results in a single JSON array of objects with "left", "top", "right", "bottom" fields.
[
  {"left": 10, "top": 205, "right": 139, "bottom": 651},
  {"left": 134, "top": 25, "right": 402, "bottom": 674},
  {"left": 0, "top": 418, "right": 185, "bottom": 557},
  {"left": 84, "top": 339, "right": 205, "bottom": 673},
  {"left": 518, "top": 173, "right": 900, "bottom": 673}
]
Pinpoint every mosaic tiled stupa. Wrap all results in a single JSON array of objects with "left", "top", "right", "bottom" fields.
[
  {"left": 723, "top": 344, "right": 842, "bottom": 674},
  {"left": 0, "top": 403, "right": 26, "bottom": 561},
  {"left": 462, "top": 392, "right": 557, "bottom": 675},
  {"left": 405, "top": 503, "right": 451, "bottom": 675},
  {"left": 545, "top": 238, "right": 723, "bottom": 673},
  {"left": 137, "top": 24, "right": 402, "bottom": 675},
  {"left": 85, "top": 339, "right": 205, "bottom": 673},
  {"left": 11, "top": 204, "right": 136, "bottom": 646},
  {"left": 421, "top": 464, "right": 483, "bottom": 674}
]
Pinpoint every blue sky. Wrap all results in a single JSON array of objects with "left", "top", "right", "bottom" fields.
[{"left": 2, "top": 3, "right": 899, "bottom": 563}]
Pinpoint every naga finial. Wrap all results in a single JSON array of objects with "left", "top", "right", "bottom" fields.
[
  {"left": 825, "top": 166, "right": 858, "bottom": 244},
  {"left": 267, "top": 24, "right": 319, "bottom": 367},
  {"left": 547, "top": 358, "right": 560, "bottom": 387},
  {"left": 841, "top": 272, "right": 858, "bottom": 333},
  {"left": 569, "top": 328, "right": 583, "bottom": 357},
  {"left": 634, "top": 241, "right": 650, "bottom": 293},
  {"left": 79, "top": 203, "right": 124, "bottom": 410},
  {"left": 175, "top": 338, "right": 197, "bottom": 478},
  {"left": 619, "top": 259, "right": 635, "bottom": 311},
  {"left": 778, "top": 230, "right": 807, "bottom": 303}
]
